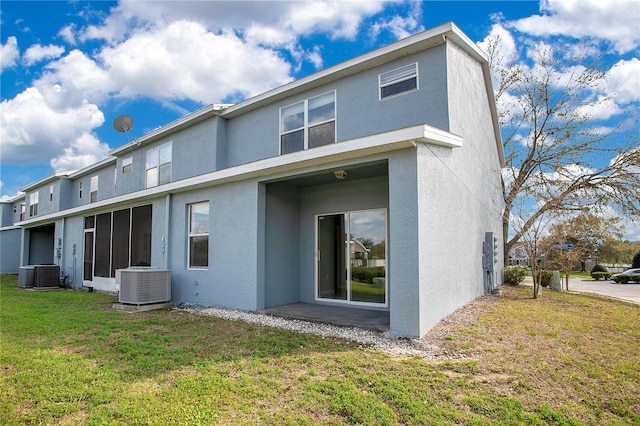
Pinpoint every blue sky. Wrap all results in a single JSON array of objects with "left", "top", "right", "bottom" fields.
[{"left": 1, "top": 1, "right": 639, "bottom": 236}]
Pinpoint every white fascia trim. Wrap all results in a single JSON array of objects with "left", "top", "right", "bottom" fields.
[
  {"left": 0, "top": 225, "right": 21, "bottom": 232},
  {"left": 16, "top": 124, "right": 461, "bottom": 227},
  {"left": 19, "top": 170, "right": 76, "bottom": 192},
  {"left": 69, "top": 156, "right": 117, "bottom": 179}
]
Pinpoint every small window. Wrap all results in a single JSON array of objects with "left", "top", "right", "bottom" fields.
[
  {"left": 188, "top": 202, "right": 209, "bottom": 269},
  {"left": 20, "top": 203, "right": 25, "bottom": 221},
  {"left": 280, "top": 91, "right": 336, "bottom": 155},
  {"left": 90, "top": 176, "right": 98, "bottom": 203},
  {"left": 29, "top": 192, "right": 39, "bottom": 217},
  {"left": 79, "top": 181, "right": 83, "bottom": 199},
  {"left": 146, "top": 142, "right": 172, "bottom": 188},
  {"left": 122, "top": 157, "right": 132, "bottom": 173},
  {"left": 49, "top": 185, "right": 54, "bottom": 202},
  {"left": 379, "top": 63, "right": 418, "bottom": 99}
]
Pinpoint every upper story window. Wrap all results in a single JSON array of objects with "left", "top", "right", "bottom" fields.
[
  {"left": 79, "top": 181, "right": 83, "bottom": 199},
  {"left": 49, "top": 185, "right": 54, "bottom": 202},
  {"left": 90, "top": 176, "right": 98, "bottom": 202},
  {"left": 188, "top": 201, "right": 209, "bottom": 269},
  {"left": 280, "top": 91, "right": 336, "bottom": 155},
  {"left": 146, "top": 142, "right": 172, "bottom": 188},
  {"left": 122, "top": 157, "right": 132, "bottom": 174},
  {"left": 379, "top": 63, "right": 418, "bottom": 99},
  {"left": 20, "top": 203, "right": 25, "bottom": 221},
  {"left": 29, "top": 192, "right": 38, "bottom": 217}
]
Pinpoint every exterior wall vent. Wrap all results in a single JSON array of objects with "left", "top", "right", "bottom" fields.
[{"left": 118, "top": 268, "right": 171, "bottom": 305}]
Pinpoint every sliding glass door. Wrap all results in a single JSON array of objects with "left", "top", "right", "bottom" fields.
[{"left": 316, "top": 209, "right": 387, "bottom": 306}]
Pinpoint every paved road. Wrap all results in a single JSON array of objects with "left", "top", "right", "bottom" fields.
[{"left": 522, "top": 276, "right": 640, "bottom": 304}]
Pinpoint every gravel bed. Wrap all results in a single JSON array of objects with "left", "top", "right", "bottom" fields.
[{"left": 179, "top": 305, "right": 441, "bottom": 358}]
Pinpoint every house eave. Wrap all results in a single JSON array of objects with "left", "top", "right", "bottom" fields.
[
  {"left": 19, "top": 171, "right": 76, "bottom": 192},
  {"left": 16, "top": 123, "right": 462, "bottom": 227}
]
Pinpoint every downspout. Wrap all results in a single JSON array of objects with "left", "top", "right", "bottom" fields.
[
  {"left": 59, "top": 217, "right": 65, "bottom": 282},
  {"left": 163, "top": 194, "right": 171, "bottom": 269}
]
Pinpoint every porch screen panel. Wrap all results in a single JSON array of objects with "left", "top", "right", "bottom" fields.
[
  {"left": 94, "top": 212, "right": 112, "bottom": 277},
  {"left": 83, "top": 232, "right": 94, "bottom": 281},
  {"left": 131, "top": 204, "right": 152, "bottom": 267},
  {"left": 111, "top": 208, "right": 131, "bottom": 276}
]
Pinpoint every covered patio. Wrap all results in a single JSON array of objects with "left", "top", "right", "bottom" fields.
[{"left": 260, "top": 302, "right": 390, "bottom": 331}]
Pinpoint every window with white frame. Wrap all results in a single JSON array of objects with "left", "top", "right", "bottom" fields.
[
  {"left": 146, "top": 142, "right": 172, "bottom": 188},
  {"left": 90, "top": 176, "right": 98, "bottom": 202},
  {"left": 379, "top": 63, "right": 418, "bottom": 99},
  {"left": 49, "top": 185, "right": 54, "bottom": 202},
  {"left": 20, "top": 203, "right": 25, "bottom": 221},
  {"left": 29, "top": 192, "right": 38, "bottom": 216},
  {"left": 79, "top": 181, "right": 83, "bottom": 199},
  {"left": 188, "top": 202, "right": 209, "bottom": 268},
  {"left": 280, "top": 91, "right": 336, "bottom": 154},
  {"left": 122, "top": 157, "right": 132, "bottom": 173}
]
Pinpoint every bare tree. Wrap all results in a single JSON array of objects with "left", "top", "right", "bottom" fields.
[{"left": 485, "top": 37, "right": 640, "bottom": 265}]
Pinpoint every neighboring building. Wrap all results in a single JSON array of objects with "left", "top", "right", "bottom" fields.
[
  {"left": 7, "top": 22, "right": 504, "bottom": 337},
  {"left": 0, "top": 194, "right": 25, "bottom": 274}
]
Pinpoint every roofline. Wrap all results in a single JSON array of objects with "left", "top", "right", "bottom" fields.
[
  {"left": 19, "top": 170, "right": 76, "bottom": 192},
  {"left": 221, "top": 22, "right": 460, "bottom": 118},
  {"left": 108, "top": 104, "right": 231, "bottom": 156},
  {"left": 69, "top": 156, "right": 117, "bottom": 179},
  {"left": 109, "top": 22, "right": 503, "bottom": 165},
  {"left": 0, "top": 193, "right": 25, "bottom": 204}
]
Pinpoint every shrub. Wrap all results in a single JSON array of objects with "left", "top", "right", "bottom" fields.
[
  {"left": 591, "top": 272, "right": 612, "bottom": 281},
  {"left": 632, "top": 251, "right": 640, "bottom": 268},
  {"left": 591, "top": 264, "right": 608, "bottom": 273},
  {"left": 537, "top": 270, "right": 553, "bottom": 288},
  {"left": 350, "top": 266, "right": 384, "bottom": 284},
  {"left": 503, "top": 265, "right": 529, "bottom": 285}
]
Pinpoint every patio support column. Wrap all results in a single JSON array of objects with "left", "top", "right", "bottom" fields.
[{"left": 388, "top": 148, "right": 422, "bottom": 337}]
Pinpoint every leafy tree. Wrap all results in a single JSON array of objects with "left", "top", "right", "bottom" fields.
[
  {"left": 598, "top": 238, "right": 639, "bottom": 265},
  {"left": 633, "top": 251, "right": 640, "bottom": 269},
  {"left": 541, "top": 214, "right": 623, "bottom": 289},
  {"left": 485, "top": 37, "right": 640, "bottom": 265}
]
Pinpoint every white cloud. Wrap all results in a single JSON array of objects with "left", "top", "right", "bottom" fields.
[
  {"left": 22, "top": 43, "right": 65, "bottom": 67},
  {"left": 99, "top": 21, "right": 292, "bottom": 103},
  {"left": 0, "top": 87, "right": 105, "bottom": 167},
  {"left": 604, "top": 58, "right": 640, "bottom": 105},
  {"left": 49, "top": 132, "right": 110, "bottom": 172},
  {"left": 58, "top": 24, "right": 77, "bottom": 45},
  {"left": 575, "top": 96, "right": 623, "bottom": 120},
  {"left": 306, "top": 46, "right": 324, "bottom": 70},
  {"left": 36, "top": 49, "right": 112, "bottom": 107},
  {"left": 369, "top": 1, "right": 423, "bottom": 41},
  {"left": 512, "top": 0, "right": 640, "bottom": 54},
  {"left": 0, "top": 36, "right": 19, "bottom": 72}
]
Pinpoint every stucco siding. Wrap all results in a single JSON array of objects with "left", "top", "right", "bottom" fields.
[
  {"left": 0, "top": 228, "right": 21, "bottom": 274},
  {"left": 387, "top": 149, "right": 421, "bottom": 337},
  {"left": 170, "top": 181, "right": 261, "bottom": 310},
  {"left": 265, "top": 182, "right": 301, "bottom": 307}
]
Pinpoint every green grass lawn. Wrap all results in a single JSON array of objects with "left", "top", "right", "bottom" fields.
[{"left": 1, "top": 274, "right": 639, "bottom": 425}]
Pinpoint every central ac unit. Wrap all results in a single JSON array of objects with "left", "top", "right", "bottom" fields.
[{"left": 118, "top": 268, "right": 171, "bottom": 305}]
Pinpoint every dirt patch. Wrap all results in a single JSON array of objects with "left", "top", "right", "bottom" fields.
[{"left": 420, "top": 293, "right": 500, "bottom": 358}]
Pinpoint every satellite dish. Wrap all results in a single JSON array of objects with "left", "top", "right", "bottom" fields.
[{"left": 113, "top": 115, "right": 134, "bottom": 139}]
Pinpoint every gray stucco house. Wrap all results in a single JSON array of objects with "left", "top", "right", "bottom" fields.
[{"left": 6, "top": 22, "right": 504, "bottom": 337}]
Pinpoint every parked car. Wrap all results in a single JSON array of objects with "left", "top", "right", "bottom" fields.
[{"left": 610, "top": 268, "right": 640, "bottom": 283}]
